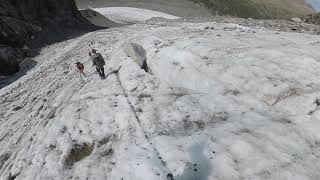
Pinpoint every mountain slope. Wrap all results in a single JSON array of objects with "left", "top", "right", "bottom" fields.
[
  {"left": 192, "top": 0, "right": 315, "bottom": 19},
  {"left": 1, "top": 18, "right": 320, "bottom": 179}
]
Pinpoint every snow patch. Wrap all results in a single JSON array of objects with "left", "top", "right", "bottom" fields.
[{"left": 93, "top": 7, "right": 180, "bottom": 24}]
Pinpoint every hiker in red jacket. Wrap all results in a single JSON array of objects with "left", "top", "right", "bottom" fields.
[{"left": 75, "top": 62, "right": 86, "bottom": 79}]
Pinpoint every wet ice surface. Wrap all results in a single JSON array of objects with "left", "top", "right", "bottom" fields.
[{"left": 1, "top": 20, "right": 320, "bottom": 180}]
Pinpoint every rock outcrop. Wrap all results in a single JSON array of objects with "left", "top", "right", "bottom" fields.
[
  {"left": 0, "top": 0, "right": 93, "bottom": 76},
  {"left": 0, "top": 46, "right": 24, "bottom": 76},
  {"left": 303, "top": 13, "right": 320, "bottom": 25}
]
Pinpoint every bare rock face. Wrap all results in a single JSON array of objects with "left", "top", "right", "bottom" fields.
[{"left": 0, "top": 0, "right": 92, "bottom": 76}]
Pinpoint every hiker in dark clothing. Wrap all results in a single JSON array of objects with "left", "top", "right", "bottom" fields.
[{"left": 89, "top": 49, "right": 106, "bottom": 79}]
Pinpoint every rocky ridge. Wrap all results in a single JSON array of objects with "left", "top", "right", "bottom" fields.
[{"left": 0, "top": 0, "right": 93, "bottom": 76}]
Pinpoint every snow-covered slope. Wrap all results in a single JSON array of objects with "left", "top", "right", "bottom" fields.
[
  {"left": 1, "top": 19, "right": 320, "bottom": 180},
  {"left": 93, "top": 7, "right": 180, "bottom": 24}
]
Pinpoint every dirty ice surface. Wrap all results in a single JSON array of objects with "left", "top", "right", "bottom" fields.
[
  {"left": 93, "top": 7, "right": 180, "bottom": 24},
  {"left": 1, "top": 18, "right": 320, "bottom": 180}
]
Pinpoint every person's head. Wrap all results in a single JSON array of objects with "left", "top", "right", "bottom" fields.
[
  {"left": 75, "top": 62, "right": 80, "bottom": 65},
  {"left": 91, "top": 49, "right": 97, "bottom": 54}
]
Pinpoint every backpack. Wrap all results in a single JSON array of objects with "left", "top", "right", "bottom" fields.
[{"left": 77, "top": 63, "right": 84, "bottom": 71}]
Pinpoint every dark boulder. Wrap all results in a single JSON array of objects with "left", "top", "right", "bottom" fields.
[
  {"left": 0, "top": 46, "right": 24, "bottom": 76},
  {"left": 0, "top": 57, "right": 20, "bottom": 76}
]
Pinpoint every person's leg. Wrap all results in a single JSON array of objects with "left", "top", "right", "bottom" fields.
[
  {"left": 101, "top": 67, "right": 105, "bottom": 79},
  {"left": 97, "top": 68, "right": 105, "bottom": 79},
  {"left": 96, "top": 67, "right": 103, "bottom": 78},
  {"left": 81, "top": 70, "right": 86, "bottom": 77}
]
